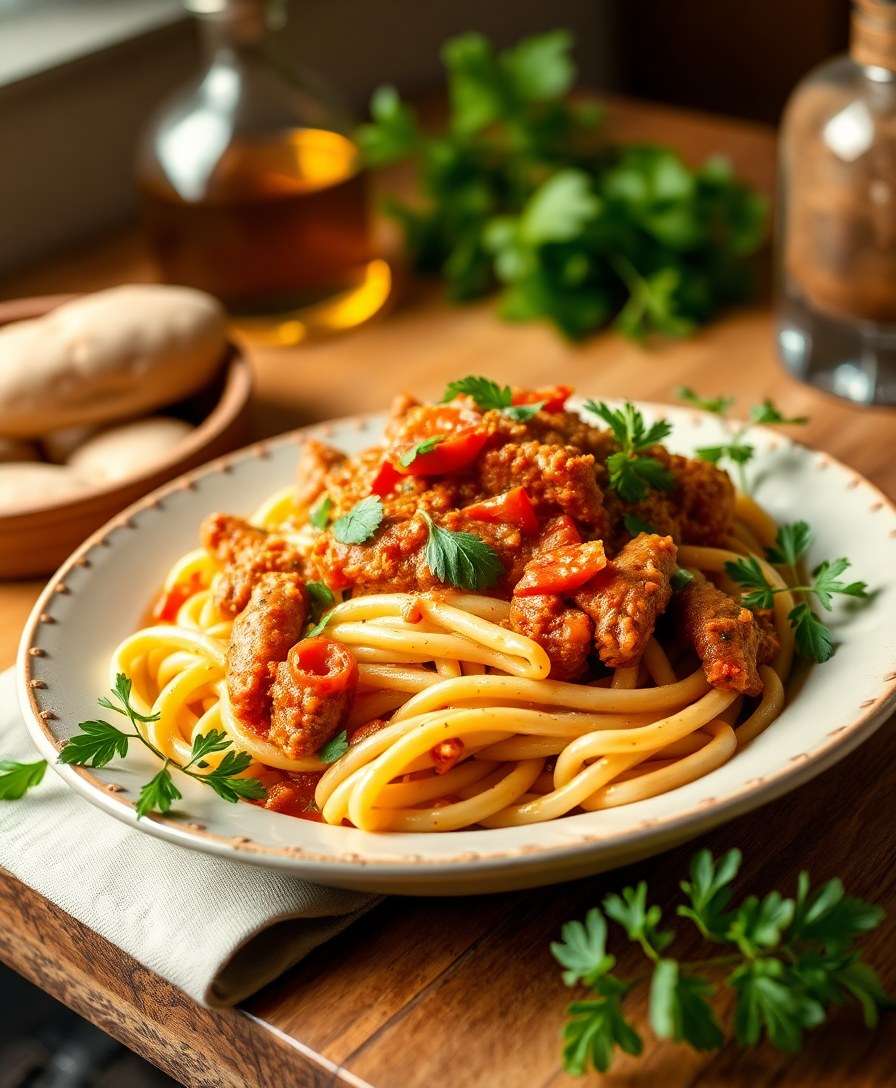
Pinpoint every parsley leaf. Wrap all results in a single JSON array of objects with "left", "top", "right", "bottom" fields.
[
  {"left": 555, "top": 850, "right": 890, "bottom": 1076},
  {"left": 766, "top": 521, "right": 813, "bottom": 569},
  {"left": 202, "top": 751, "right": 267, "bottom": 803},
  {"left": 317, "top": 729, "right": 350, "bottom": 765},
  {"left": 551, "top": 907, "right": 616, "bottom": 988},
  {"left": 730, "top": 959, "right": 825, "bottom": 1051},
  {"left": 623, "top": 512, "right": 655, "bottom": 536},
  {"left": 649, "top": 960, "right": 724, "bottom": 1051},
  {"left": 671, "top": 567, "right": 695, "bottom": 591},
  {"left": 58, "top": 719, "right": 131, "bottom": 767},
  {"left": 331, "top": 496, "right": 384, "bottom": 544},
  {"left": 98, "top": 672, "right": 160, "bottom": 725},
  {"left": 724, "top": 555, "right": 776, "bottom": 609},
  {"left": 678, "top": 847, "right": 742, "bottom": 940},
  {"left": 355, "top": 85, "right": 419, "bottom": 165},
  {"left": 502, "top": 401, "right": 544, "bottom": 421},
  {"left": 136, "top": 765, "right": 181, "bottom": 819},
  {"left": 675, "top": 386, "right": 735, "bottom": 415},
  {"left": 603, "top": 882, "right": 672, "bottom": 959},
  {"left": 750, "top": 399, "right": 808, "bottom": 425},
  {"left": 443, "top": 375, "right": 511, "bottom": 411},
  {"left": 563, "top": 981, "right": 642, "bottom": 1075},
  {"left": 0, "top": 759, "right": 47, "bottom": 800},
  {"left": 309, "top": 494, "right": 333, "bottom": 530},
  {"left": 810, "top": 558, "right": 869, "bottom": 611},
  {"left": 186, "top": 729, "right": 232, "bottom": 768},
  {"left": 306, "top": 580, "right": 336, "bottom": 622},
  {"left": 585, "top": 401, "right": 674, "bottom": 501},
  {"left": 789, "top": 602, "right": 835, "bottom": 663},
  {"left": 422, "top": 513, "right": 503, "bottom": 590},
  {"left": 398, "top": 435, "right": 444, "bottom": 468}
]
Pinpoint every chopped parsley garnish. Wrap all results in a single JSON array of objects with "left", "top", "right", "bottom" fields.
[
  {"left": 421, "top": 512, "right": 503, "bottom": 591},
  {"left": 725, "top": 524, "right": 870, "bottom": 663},
  {"left": 398, "top": 435, "right": 444, "bottom": 467},
  {"left": 0, "top": 759, "right": 47, "bottom": 800},
  {"left": 552, "top": 848, "right": 889, "bottom": 1076},
  {"left": 584, "top": 400, "right": 674, "bottom": 503},
  {"left": 671, "top": 568, "right": 695, "bottom": 591},
  {"left": 623, "top": 513, "right": 656, "bottom": 537},
  {"left": 317, "top": 729, "right": 350, "bottom": 764},
  {"left": 309, "top": 494, "right": 333, "bottom": 529},
  {"left": 27, "top": 673, "right": 268, "bottom": 818},
  {"left": 304, "top": 580, "right": 336, "bottom": 639},
  {"left": 441, "top": 375, "right": 542, "bottom": 421},
  {"left": 675, "top": 389, "right": 808, "bottom": 492},
  {"left": 330, "top": 495, "right": 384, "bottom": 544}
]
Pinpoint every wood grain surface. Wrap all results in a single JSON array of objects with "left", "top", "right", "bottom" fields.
[{"left": 0, "top": 97, "right": 894, "bottom": 1088}]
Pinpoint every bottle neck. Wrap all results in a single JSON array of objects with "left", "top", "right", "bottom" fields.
[
  {"left": 189, "top": 0, "right": 285, "bottom": 56},
  {"left": 852, "top": 0, "right": 896, "bottom": 72}
]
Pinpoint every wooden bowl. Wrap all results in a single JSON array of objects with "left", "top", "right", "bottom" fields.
[{"left": 0, "top": 294, "right": 253, "bottom": 578}]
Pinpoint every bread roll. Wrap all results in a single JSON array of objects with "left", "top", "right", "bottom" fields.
[
  {"left": 69, "top": 416, "right": 193, "bottom": 484},
  {"left": 0, "top": 285, "right": 227, "bottom": 437},
  {"left": 0, "top": 464, "right": 88, "bottom": 514}
]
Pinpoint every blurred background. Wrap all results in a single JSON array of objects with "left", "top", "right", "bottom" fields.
[{"left": 0, "top": 0, "right": 849, "bottom": 275}]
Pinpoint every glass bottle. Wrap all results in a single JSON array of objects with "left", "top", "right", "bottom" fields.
[
  {"left": 136, "top": 0, "right": 390, "bottom": 345},
  {"left": 776, "top": 0, "right": 896, "bottom": 404}
]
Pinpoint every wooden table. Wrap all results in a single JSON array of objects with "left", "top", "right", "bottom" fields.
[{"left": 1, "top": 99, "right": 894, "bottom": 1088}]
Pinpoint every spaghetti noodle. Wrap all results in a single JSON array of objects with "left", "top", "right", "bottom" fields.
[{"left": 111, "top": 386, "right": 796, "bottom": 831}]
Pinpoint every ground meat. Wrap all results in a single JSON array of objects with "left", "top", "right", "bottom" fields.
[
  {"left": 309, "top": 511, "right": 524, "bottom": 595},
  {"left": 202, "top": 514, "right": 305, "bottom": 616},
  {"left": 575, "top": 533, "right": 678, "bottom": 667},
  {"left": 295, "top": 439, "right": 346, "bottom": 508},
  {"left": 755, "top": 608, "right": 781, "bottom": 665},
  {"left": 668, "top": 453, "right": 736, "bottom": 546},
  {"left": 226, "top": 573, "right": 308, "bottom": 732},
  {"left": 510, "top": 594, "right": 594, "bottom": 680},
  {"left": 477, "top": 441, "right": 607, "bottom": 532},
  {"left": 675, "top": 572, "right": 765, "bottom": 695},
  {"left": 269, "top": 638, "right": 358, "bottom": 757}
]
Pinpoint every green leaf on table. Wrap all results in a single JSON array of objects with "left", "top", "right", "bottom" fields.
[
  {"left": 677, "top": 847, "right": 742, "bottom": 940},
  {"left": 0, "top": 759, "right": 47, "bottom": 800},
  {"left": 649, "top": 959, "right": 724, "bottom": 1051},
  {"left": 551, "top": 907, "right": 616, "bottom": 988}
]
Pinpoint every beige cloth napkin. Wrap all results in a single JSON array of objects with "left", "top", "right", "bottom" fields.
[{"left": 0, "top": 667, "right": 377, "bottom": 1006}]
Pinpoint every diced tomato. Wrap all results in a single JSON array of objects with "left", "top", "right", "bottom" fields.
[
  {"left": 393, "top": 404, "right": 487, "bottom": 477},
  {"left": 286, "top": 638, "right": 358, "bottom": 697},
  {"left": 514, "top": 540, "right": 607, "bottom": 596},
  {"left": 431, "top": 737, "right": 465, "bottom": 774},
  {"left": 512, "top": 385, "right": 573, "bottom": 413},
  {"left": 462, "top": 487, "right": 540, "bottom": 536},
  {"left": 370, "top": 458, "right": 402, "bottom": 496},
  {"left": 538, "top": 515, "right": 582, "bottom": 551},
  {"left": 152, "top": 573, "right": 202, "bottom": 623}
]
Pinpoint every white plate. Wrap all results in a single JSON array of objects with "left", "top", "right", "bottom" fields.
[{"left": 17, "top": 404, "right": 896, "bottom": 895}]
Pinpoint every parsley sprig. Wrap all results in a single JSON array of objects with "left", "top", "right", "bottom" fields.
[
  {"left": 1, "top": 674, "right": 266, "bottom": 817},
  {"left": 584, "top": 400, "right": 674, "bottom": 503},
  {"left": 725, "top": 521, "right": 869, "bottom": 663},
  {"left": 330, "top": 495, "right": 384, "bottom": 545},
  {"left": 422, "top": 512, "right": 503, "bottom": 591},
  {"left": 676, "top": 387, "right": 808, "bottom": 492},
  {"left": 552, "top": 848, "right": 890, "bottom": 1076},
  {"left": 358, "top": 31, "right": 766, "bottom": 341},
  {"left": 442, "top": 375, "right": 543, "bottom": 421},
  {"left": 398, "top": 435, "right": 445, "bottom": 467}
]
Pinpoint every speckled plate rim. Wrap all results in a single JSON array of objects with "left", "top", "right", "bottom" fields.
[{"left": 15, "top": 403, "right": 896, "bottom": 890}]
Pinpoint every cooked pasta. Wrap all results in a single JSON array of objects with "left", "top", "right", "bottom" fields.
[{"left": 113, "top": 383, "right": 795, "bottom": 831}]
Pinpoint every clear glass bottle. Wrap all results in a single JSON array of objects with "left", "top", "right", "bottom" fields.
[
  {"left": 776, "top": 0, "right": 896, "bottom": 404},
  {"left": 136, "top": 0, "right": 390, "bottom": 345}
]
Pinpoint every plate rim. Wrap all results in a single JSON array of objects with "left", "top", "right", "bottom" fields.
[{"left": 16, "top": 404, "right": 896, "bottom": 878}]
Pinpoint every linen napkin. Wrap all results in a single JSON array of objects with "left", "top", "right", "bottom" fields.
[{"left": 0, "top": 667, "right": 378, "bottom": 1006}]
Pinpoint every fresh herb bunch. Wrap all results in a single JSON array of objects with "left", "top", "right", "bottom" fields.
[
  {"left": 676, "top": 387, "right": 807, "bottom": 492},
  {"left": 583, "top": 400, "right": 674, "bottom": 503},
  {"left": 0, "top": 674, "right": 266, "bottom": 817},
  {"left": 726, "top": 521, "right": 869, "bottom": 663},
  {"left": 552, "top": 849, "right": 890, "bottom": 1076},
  {"left": 357, "top": 30, "right": 767, "bottom": 340}
]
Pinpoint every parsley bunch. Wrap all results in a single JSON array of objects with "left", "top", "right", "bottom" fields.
[
  {"left": 584, "top": 400, "right": 674, "bottom": 503},
  {"left": 552, "top": 849, "right": 890, "bottom": 1076},
  {"left": 726, "top": 521, "right": 869, "bottom": 663},
  {"left": 0, "top": 674, "right": 266, "bottom": 818},
  {"left": 357, "top": 30, "right": 766, "bottom": 340},
  {"left": 677, "top": 387, "right": 808, "bottom": 492}
]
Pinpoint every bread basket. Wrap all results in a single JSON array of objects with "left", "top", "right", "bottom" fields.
[{"left": 0, "top": 294, "right": 252, "bottom": 577}]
